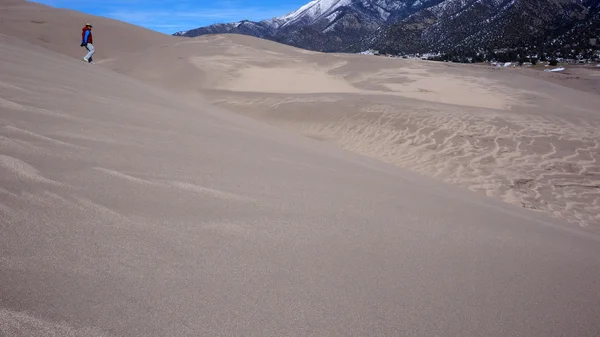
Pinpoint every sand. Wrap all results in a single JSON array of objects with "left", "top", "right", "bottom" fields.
[
  {"left": 2, "top": 1, "right": 600, "bottom": 336},
  {"left": 0, "top": 0, "right": 176, "bottom": 60},
  {"left": 103, "top": 34, "right": 600, "bottom": 229}
]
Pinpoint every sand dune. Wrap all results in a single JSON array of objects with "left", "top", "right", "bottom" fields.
[
  {"left": 209, "top": 90, "right": 600, "bottom": 228},
  {"left": 0, "top": 0, "right": 175, "bottom": 60},
  {"left": 106, "top": 35, "right": 518, "bottom": 109},
  {"left": 103, "top": 33, "right": 600, "bottom": 228},
  {"left": 2, "top": 1, "right": 600, "bottom": 336}
]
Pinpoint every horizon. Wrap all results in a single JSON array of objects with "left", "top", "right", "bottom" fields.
[{"left": 29, "top": 0, "right": 309, "bottom": 34}]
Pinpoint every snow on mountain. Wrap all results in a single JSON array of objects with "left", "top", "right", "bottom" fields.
[
  {"left": 174, "top": 0, "right": 600, "bottom": 58},
  {"left": 278, "top": 0, "right": 352, "bottom": 27},
  {"left": 176, "top": 0, "right": 441, "bottom": 52}
]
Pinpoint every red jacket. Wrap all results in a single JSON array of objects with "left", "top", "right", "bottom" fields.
[{"left": 82, "top": 26, "right": 93, "bottom": 44}]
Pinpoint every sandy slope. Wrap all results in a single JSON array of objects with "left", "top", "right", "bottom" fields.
[
  {"left": 105, "top": 34, "right": 600, "bottom": 229},
  {"left": 2, "top": 2, "right": 600, "bottom": 336},
  {"left": 0, "top": 0, "right": 176, "bottom": 60}
]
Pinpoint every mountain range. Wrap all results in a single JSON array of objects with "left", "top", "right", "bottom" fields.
[{"left": 174, "top": 0, "right": 600, "bottom": 60}]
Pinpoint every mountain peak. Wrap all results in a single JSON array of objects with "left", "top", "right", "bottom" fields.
[{"left": 277, "top": 0, "right": 353, "bottom": 26}]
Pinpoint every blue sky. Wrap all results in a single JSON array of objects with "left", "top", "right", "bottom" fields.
[{"left": 30, "top": 0, "right": 308, "bottom": 34}]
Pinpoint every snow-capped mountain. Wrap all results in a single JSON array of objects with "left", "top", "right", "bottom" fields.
[
  {"left": 174, "top": 0, "right": 444, "bottom": 52},
  {"left": 174, "top": 0, "right": 600, "bottom": 58},
  {"left": 273, "top": 0, "right": 412, "bottom": 28}
]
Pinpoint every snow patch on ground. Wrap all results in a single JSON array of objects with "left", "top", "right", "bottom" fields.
[{"left": 545, "top": 67, "right": 565, "bottom": 72}]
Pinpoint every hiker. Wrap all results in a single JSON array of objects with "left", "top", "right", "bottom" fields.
[{"left": 80, "top": 23, "right": 94, "bottom": 63}]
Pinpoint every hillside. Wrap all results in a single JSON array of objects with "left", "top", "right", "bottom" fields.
[
  {"left": 0, "top": 0, "right": 175, "bottom": 60},
  {"left": 377, "top": 0, "right": 600, "bottom": 61}
]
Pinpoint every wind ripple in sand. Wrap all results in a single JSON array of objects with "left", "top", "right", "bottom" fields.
[
  {"left": 3, "top": 125, "right": 85, "bottom": 150},
  {"left": 0, "top": 135, "right": 37, "bottom": 153},
  {"left": 94, "top": 167, "right": 156, "bottom": 185},
  {"left": 0, "top": 155, "right": 60, "bottom": 186},
  {"left": 169, "top": 182, "right": 253, "bottom": 202},
  {"left": 94, "top": 168, "right": 253, "bottom": 202},
  {"left": 0, "top": 80, "right": 27, "bottom": 92},
  {"left": 0, "top": 97, "right": 71, "bottom": 118},
  {"left": 317, "top": 106, "right": 600, "bottom": 227},
  {"left": 217, "top": 98, "right": 600, "bottom": 228},
  {"left": 0, "top": 309, "right": 113, "bottom": 337}
]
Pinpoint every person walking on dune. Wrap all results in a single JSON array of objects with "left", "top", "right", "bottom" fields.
[{"left": 80, "top": 23, "right": 95, "bottom": 63}]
